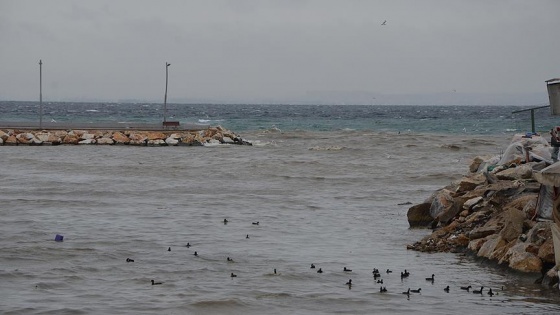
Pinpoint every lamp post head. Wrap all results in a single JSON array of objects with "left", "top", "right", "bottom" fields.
[
  {"left": 39, "top": 59, "right": 42, "bottom": 65},
  {"left": 166, "top": 62, "right": 171, "bottom": 67}
]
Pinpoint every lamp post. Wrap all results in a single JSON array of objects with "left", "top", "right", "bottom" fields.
[
  {"left": 39, "top": 59, "right": 43, "bottom": 129},
  {"left": 163, "top": 62, "right": 170, "bottom": 123}
]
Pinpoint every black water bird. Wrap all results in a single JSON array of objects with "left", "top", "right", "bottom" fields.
[
  {"left": 386, "top": 269, "right": 392, "bottom": 273},
  {"left": 402, "top": 288, "right": 410, "bottom": 295},
  {"left": 168, "top": 247, "right": 171, "bottom": 251},
  {"left": 380, "top": 286, "right": 387, "bottom": 293},
  {"left": 403, "top": 270, "right": 410, "bottom": 276},
  {"left": 425, "top": 274, "right": 435, "bottom": 282},
  {"left": 274, "top": 269, "right": 277, "bottom": 274},
  {"left": 194, "top": 251, "right": 198, "bottom": 256},
  {"left": 126, "top": 258, "right": 134, "bottom": 262},
  {"left": 311, "top": 264, "right": 316, "bottom": 269},
  {"left": 186, "top": 243, "right": 191, "bottom": 248},
  {"left": 372, "top": 268, "right": 379, "bottom": 274},
  {"left": 151, "top": 280, "right": 162, "bottom": 285},
  {"left": 223, "top": 219, "right": 228, "bottom": 224},
  {"left": 488, "top": 288, "right": 494, "bottom": 297},
  {"left": 460, "top": 285, "right": 472, "bottom": 291},
  {"left": 344, "top": 267, "right": 352, "bottom": 272},
  {"left": 227, "top": 257, "right": 233, "bottom": 262},
  {"left": 317, "top": 268, "right": 323, "bottom": 273},
  {"left": 411, "top": 288, "right": 421, "bottom": 293},
  {"left": 231, "top": 273, "right": 237, "bottom": 277},
  {"left": 444, "top": 286, "right": 450, "bottom": 292},
  {"left": 345, "top": 279, "right": 352, "bottom": 286},
  {"left": 252, "top": 222, "right": 259, "bottom": 225},
  {"left": 473, "top": 286, "right": 484, "bottom": 294},
  {"left": 246, "top": 234, "right": 249, "bottom": 239},
  {"left": 377, "top": 279, "right": 383, "bottom": 284}
]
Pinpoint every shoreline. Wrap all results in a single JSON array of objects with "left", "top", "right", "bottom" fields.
[
  {"left": 0, "top": 125, "right": 252, "bottom": 146},
  {"left": 406, "top": 133, "right": 559, "bottom": 288}
]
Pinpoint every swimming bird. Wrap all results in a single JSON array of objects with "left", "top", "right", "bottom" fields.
[
  {"left": 460, "top": 285, "right": 472, "bottom": 291},
  {"left": 444, "top": 285, "right": 450, "bottom": 292},
  {"left": 425, "top": 274, "right": 435, "bottom": 282},
  {"left": 344, "top": 267, "right": 352, "bottom": 272},
  {"left": 380, "top": 286, "right": 387, "bottom": 293},
  {"left": 227, "top": 257, "right": 233, "bottom": 262},
  {"left": 252, "top": 222, "right": 259, "bottom": 225},
  {"left": 386, "top": 269, "right": 392, "bottom": 273},
  {"left": 488, "top": 288, "right": 494, "bottom": 297},
  {"left": 403, "top": 270, "right": 410, "bottom": 277},
  {"left": 151, "top": 280, "right": 162, "bottom": 285},
  {"left": 168, "top": 247, "right": 171, "bottom": 251},
  {"left": 345, "top": 279, "right": 352, "bottom": 286},
  {"left": 231, "top": 273, "right": 237, "bottom": 278},
  {"left": 274, "top": 269, "right": 277, "bottom": 274},
  {"left": 246, "top": 234, "right": 249, "bottom": 239},
  {"left": 473, "top": 286, "right": 484, "bottom": 294},
  {"left": 411, "top": 288, "right": 421, "bottom": 293},
  {"left": 402, "top": 288, "right": 410, "bottom": 295},
  {"left": 372, "top": 268, "right": 379, "bottom": 274},
  {"left": 186, "top": 243, "right": 191, "bottom": 248},
  {"left": 223, "top": 219, "right": 228, "bottom": 224},
  {"left": 126, "top": 258, "right": 134, "bottom": 262},
  {"left": 317, "top": 268, "right": 323, "bottom": 273},
  {"left": 377, "top": 279, "right": 383, "bottom": 284},
  {"left": 194, "top": 251, "right": 198, "bottom": 256},
  {"left": 310, "top": 264, "right": 316, "bottom": 269}
]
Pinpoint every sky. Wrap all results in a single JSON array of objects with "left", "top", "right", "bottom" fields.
[{"left": 1, "top": 0, "right": 559, "bottom": 105}]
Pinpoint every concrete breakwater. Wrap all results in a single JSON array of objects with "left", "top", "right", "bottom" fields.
[
  {"left": 0, "top": 126, "right": 252, "bottom": 146},
  {"left": 406, "top": 134, "right": 560, "bottom": 288}
]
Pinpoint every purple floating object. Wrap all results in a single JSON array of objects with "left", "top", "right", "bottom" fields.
[{"left": 54, "top": 234, "right": 64, "bottom": 242}]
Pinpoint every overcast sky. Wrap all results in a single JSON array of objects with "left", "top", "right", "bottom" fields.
[{"left": 1, "top": 0, "right": 559, "bottom": 105}]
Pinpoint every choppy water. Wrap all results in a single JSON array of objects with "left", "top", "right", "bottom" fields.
[
  {"left": 0, "top": 101, "right": 556, "bottom": 135},
  {"left": 1, "top": 127, "right": 560, "bottom": 314}
]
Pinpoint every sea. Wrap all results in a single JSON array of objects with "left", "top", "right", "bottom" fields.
[{"left": 1, "top": 101, "right": 560, "bottom": 314}]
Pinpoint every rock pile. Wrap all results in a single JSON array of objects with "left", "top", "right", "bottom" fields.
[
  {"left": 406, "top": 134, "right": 559, "bottom": 288},
  {"left": 0, "top": 126, "right": 251, "bottom": 146}
]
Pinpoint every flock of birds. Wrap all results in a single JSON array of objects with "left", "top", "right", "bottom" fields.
[{"left": 125, "top": 218, "right": 501, "bottom": 299}]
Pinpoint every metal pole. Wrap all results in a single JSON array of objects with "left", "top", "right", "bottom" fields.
[
  {"left": 531, "top": 109, "right": 535, "bottom": 133},
  {"left": 164, "top": 62, "right": 170, "bottom": 123},
  {"left": 39, "top": 59, "right": 43, "bottom": 129}
]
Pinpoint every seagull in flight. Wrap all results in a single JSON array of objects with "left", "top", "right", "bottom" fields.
[{"left": 381, "top": 20, "right": 387, "bottom": 25}]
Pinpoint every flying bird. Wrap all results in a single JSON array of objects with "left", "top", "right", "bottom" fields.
[{"left": 381, "top": 20, "right": 387, "bottom": 25}]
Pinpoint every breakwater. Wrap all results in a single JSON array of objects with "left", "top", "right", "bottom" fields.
[
  {"left": 406, "top": 134, "right": 559, "bottom": 288},
  {"left": 0, "top": 126, "right": 251, "bottom": 146}
]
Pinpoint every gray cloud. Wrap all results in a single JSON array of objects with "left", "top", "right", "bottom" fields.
[{"left": 1, "top": 0, "right": 559, "bottom": 104}]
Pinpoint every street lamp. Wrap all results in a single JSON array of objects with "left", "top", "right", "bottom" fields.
[
  {"left": 39, "top": 59, "right": 43, "bottom": 129},
  {"left": 163, "top": 62, "right": 170, "bottom": 123}
]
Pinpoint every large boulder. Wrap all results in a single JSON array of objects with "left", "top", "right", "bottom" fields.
[
  {"left": 538, "top": 238, "right": 556, "bottom": 264},
  {"left": 430, "top": 189, "right": 455, "bottom": 219},
  {"left": 503, "top": 243, "right": 543, "bottom": 273},
  {"left": 495, "top": 164, "right": 533, "bottom": 180},
  {"left": 165, "top": 137, "right": 179, "bottom": 146},
  {"left": 112, "top": 132, "right": 130, "bottom": 144},
  {"left": 96, "top": 137, "right": 114, "bottom": 145},
  {"left": 407, "top": 203, "right": 433, "bottom": 228},
  {"left": 469, "top": 225, "right": 501, "bottom": 240},
  {"left": 477, "top": 234, "right": 507, "bottom": 258},
  {"left": 62, "top": 134, "right": 79, "bottom": 144},
  {"left": 499, "top": 209, "right": 525, "bottom": 242}
]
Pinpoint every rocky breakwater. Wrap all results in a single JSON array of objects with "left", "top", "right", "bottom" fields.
[
  {"left": 0, "top": 126, "right": 252, "bottom": 146},
  {"left": 406, "top": 134, "right": 560, "bottom": 288}
]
